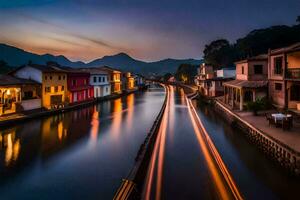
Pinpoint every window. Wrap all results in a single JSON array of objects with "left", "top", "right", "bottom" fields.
[
  {"left": 61, "top": 86, "right": 64, "bottom": 91},
  {"left": 99, "top": 77, "right": 101, "bottom": 82},
  {"left": 254, "top": 65, "right": 263, "bottom": 74},
  {"left": 50, "top": 76, "right": 52, "bottom": 80},
  {"left": 241, "top": 66, "right": 244, "bottom": 74},
  {"left": 290, "top": 84, "right": 300, "bottom": 101},
  {"left": 58, "top": 76, "right": 61, "bottom": 80},
  {"left": 63, "top": 75, "right": 65, "bottom": 80},
  {"left": 45, "top": 76, "right": 47, "bottom": 80},
  {"left": 45, "top": 87, "right": 51, "bottom": 93},
  {"left": 72, "top": 80, "right": 76, "bottom": 86},
  {"left": 55, "top": 86, "right": 58, "bottom": 92},
  {"left": 94, "top": 77, "right": 97, "bottom": 82},
  {"left": 274, "top": 57, "right": 283, "bottom": 74},
  {"left": 106, "top": 87, "right": 108, "bottom": 92},
  {"left": 102, "top": 77, "right": 105, "bottom": 82},
  {"left": 275, "top": 83, "right": 282, "bottom": 91},
  {"left": 84, "top": 79, "right": 87, "bottom": 85}
]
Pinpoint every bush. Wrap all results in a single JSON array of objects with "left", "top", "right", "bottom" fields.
[{"left": 246, "top": 97, "right": 271, "bottom": 115}]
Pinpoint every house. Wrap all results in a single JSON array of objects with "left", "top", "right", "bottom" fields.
[
  {"left": 0, "top": 74, "right": 41, "bottom": 116},
  {"left": 66, "top": 69, "right": 93, "bottom": 104},
  {"left": 100, "top": 66, "right": 122, "bottom": 94},
  {"left": 195, "top": 64, "right": 234, "bottom": 97},
  {"left": 223, "top": 54, "right": 268, "bottom": 111},
  {"left": 121, "top": 72, "right": 135, "bottom": 91},
  {"left": 10, "top": 63, "right": 68, "bottom": 109},
  {"left": 268, "top": 43, "right": 300, "bottom": 111},
  {"left": 133, "top": 74, "right": 145, "bottom": 88},
  {"left": 80, "top": 67, "right": 111, "bottom": 98}
]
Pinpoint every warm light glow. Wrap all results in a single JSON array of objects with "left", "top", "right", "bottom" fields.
[
  {"left": 5, "top": 132, "right": 20, "bottom": 166},
  {"left": 90, "top": 106, "right": 100, "bottom": 145}
]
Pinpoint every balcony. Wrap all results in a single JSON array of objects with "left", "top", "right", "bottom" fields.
[{"left": 286, "top": 68, "right": 300, "bottom": 79}]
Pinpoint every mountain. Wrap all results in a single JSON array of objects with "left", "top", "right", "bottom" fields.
[{"left": 0, "top": 43, "right": 203, "bottom": 75}]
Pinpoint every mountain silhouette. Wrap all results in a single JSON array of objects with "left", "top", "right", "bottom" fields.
[{"left": 0, "top": 43, "right": 202, "bottom": 74}]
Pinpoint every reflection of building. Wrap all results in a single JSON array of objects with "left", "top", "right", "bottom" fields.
[
  {"left": 0, "top": 128, "right": 20, "bottom": 166},
  {"left": 224, "top": 54, "right": 268, "bottom": 110},
  {"left": 268, "top": 43, "right": 300, "bottom": 111},
  {"left": 10, "top": 63, "right": 68, "bottom": 109},
  {"left": 66, "top": 70, "right": 93, "bottom": 104},
  {"left": 81, "top": 68, "right": 111, "bottom": 98},
  {"left": 122, "top": 72, "right": 135, "bottom": 91},
  {"left": 100, "top": 66, "right": 122, "bottom": 94},
  {"left": 0, "top": 74, "right": 41, "bottom": 116}
]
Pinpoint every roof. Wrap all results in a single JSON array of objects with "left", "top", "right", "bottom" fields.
[
  {"left": 0, "top": 74, "right": 39, "bottom": 86},
  {"left": 235, "top": 54, "right": 268, "bottom": 64},
  {"left": 79, "top": 67, "right": 109, "bottom": 75},
  {"left": 223, "top": 79, "right": 268, "bottom": 88},
  {"left": 270, "top": 42, "right": 300, "bottom": 55},
  {"left": 98, "top": 66, "right": 122, "bottom": 73},
  {"left": 9, "top": 64, "right": 68, "bottom": 74}
]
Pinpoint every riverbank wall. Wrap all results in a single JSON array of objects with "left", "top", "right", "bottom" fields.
[
  {"left": 213, "top": 99, "right": 300, "bottom": 176},
  {"left": 0, "top": 89, "right": 138, "bottom": 128}
]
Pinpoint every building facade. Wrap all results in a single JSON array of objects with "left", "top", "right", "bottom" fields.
[
  {"left": 0, "top": 74, "right": 41, "bottom": 116},
  {"left": 66, "top": 70, "right": 93, "bottom": 104},
  {"left": 268, "top": 43, "right": 300, "bottom": 111},
  {"left": 223, "top": 55, "right": 268, "bottom": 110},
  {"left": 10, "top": 64, "right": 67, "bottom": 109},
  {"left": 101, "top": 66, "right": 122, "bottom": 94},
  {"left": 81, "top": 68, "right": 111, "bottom": 98},
  {"left": 122, "top": 72, "right": 135, "bottom": 91}
]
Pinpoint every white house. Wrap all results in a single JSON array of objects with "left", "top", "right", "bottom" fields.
[
  {"left": 217, "top": 68, "right": 236, "bottom": 78},
  {"left": 81, "top": 68, "right": 111, "bottom": 98}
]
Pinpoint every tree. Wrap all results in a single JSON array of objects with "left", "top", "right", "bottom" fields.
[
  {"left": 174, "top": 64, "right": 198, "bottom": 84},
  {"left": 163, "top": 73, "right": 173, "bottom": 82},
  {"left": 203, "top": 39, "right": 236, "bottom": 69}
]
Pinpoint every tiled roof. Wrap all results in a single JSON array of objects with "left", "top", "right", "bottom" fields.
[
  {"left": 79, "top": 67, "right": 109, "bottom": 75},
  {"left": 0, "top": 74, "right": 39, "bottom": 86},
  {"left": 223, "top": 79, "right": 268, "bottom": 88},
  {"left": 235, "top": 54, "right": 268, "bottom": 64},
  {"left": 270, "top": 42, "right": 300, "bottom": 55},
  {"left": 99, "top": 66, "right": 122, "bottom": 73}
]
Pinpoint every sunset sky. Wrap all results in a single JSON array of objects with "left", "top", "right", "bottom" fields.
[{"left": 0, "top": 0, "right": 299, "bottom": 62}]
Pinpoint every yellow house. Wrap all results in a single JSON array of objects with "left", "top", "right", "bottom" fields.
[
  {"left": 11, "top": 63, "right": 68, "bottom": 109},
  {"left": 122, "top": 72, "right": 136, "bottom": 91},
  {"left": 100, "top": 66, "right": 122, "bottom": 94},
  {"left": 42, "top": 70, "right": 68, "bottom": 109}
]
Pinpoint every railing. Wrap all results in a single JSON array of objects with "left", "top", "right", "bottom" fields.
[{"left": 286, "top": 68, "right": 300, "bottom": 79}]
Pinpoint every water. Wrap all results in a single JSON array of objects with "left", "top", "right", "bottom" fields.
[
  {"left": 0, "top": 85, "right": 299, "bottom": 200},
  {"left": 0, "top": 86, "right": 165, "bottom": 200},
  {"left": 144, "top": 86, "right": 300, "bottom": 200}
]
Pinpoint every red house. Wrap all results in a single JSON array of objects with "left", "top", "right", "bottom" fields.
[{"left": 67, "top": 70, "right": 93, "bottom": 103}]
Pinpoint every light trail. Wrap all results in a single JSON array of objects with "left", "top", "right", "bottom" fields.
[
  {"left": 186, "top": 96, "right": 243, "bottom": 200},
  {"left": 143, "top": 85, "right": 170, "bottom": 200}
]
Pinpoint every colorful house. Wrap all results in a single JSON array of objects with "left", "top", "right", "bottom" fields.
[
  {"left": 80, "top": 68, "right": 111, "bottom": 98},
  {"left": 11, "top": 63, "right": 68, "bottom": 109},
  {"left": 100, "top": 66, "right": 122, "bottom": 94},
  {"left": 0, "top": 74, "right": 41, "bottom": 116},
  {"left": 223, "top": 54, "right": 268, "bottom": 111},
  {"left": 122, "top": 72, "right": 135, "bottom": 91},
  {"left": 133, "top": 74, "right": 145, "bottom": 88},
  {"left": 268, "top": 43, "right": 300, "bottom": 111},
  {"left": 66, "top": 69, "right": 93, "bottom": 104}
]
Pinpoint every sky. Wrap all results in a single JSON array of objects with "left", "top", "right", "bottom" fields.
[{"left": 0, "top": 0, "right": 299, "bottom": 62}]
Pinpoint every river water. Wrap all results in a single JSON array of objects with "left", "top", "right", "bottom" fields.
[
  {"left": 0, "top": 85, "right": 299, "bottom": 200},
  {"left": 0, "top": 85, "right": 165, "bottom": 200}
]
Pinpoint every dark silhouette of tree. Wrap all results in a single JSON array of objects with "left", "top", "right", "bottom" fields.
[
  {"left": 175, "top": 64, "right": 198, "bottom": 84},
  {"left": 163, "top": 73, "right": 173, "bottom": 82},
  {"left": 0, "top": 60, "right": 11, "bottom": 74},
  {"left": 297, "top": 16, "right": 300, "bottom": 24},
  {"left": 203, "top": 39, "right": 236, "bottom": 69}
]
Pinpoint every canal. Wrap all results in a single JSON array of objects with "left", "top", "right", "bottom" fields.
[
  {"left": 0, "top": 85, "right": 299, "bottom": 200},
  {"left": 143, "top": 85, "right": 300, "bottom": 200},
  {"left": 0, "top": 85, "right": 165, "bottom": 200}
]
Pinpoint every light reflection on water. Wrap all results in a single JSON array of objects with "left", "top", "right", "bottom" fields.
[{"left": 0, "top": 86, "right": 165, "bottom": 200}]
